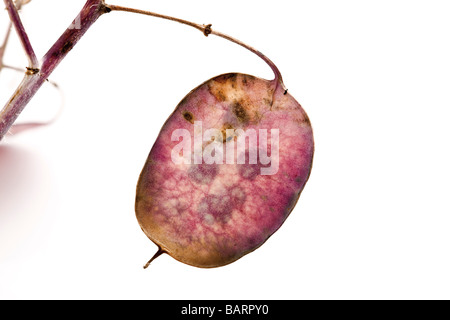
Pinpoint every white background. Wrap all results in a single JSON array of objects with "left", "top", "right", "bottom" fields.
[{"left": 0, "top": 0, "right": 449, "bottom": 300}]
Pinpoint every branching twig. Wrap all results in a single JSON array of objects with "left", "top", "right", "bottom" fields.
[
  {"left": 0, "top": 0, "right": 109, "bottom": 140},
  {"left": 0, "top": 1, "right": 64, "bottom": 136},
  {"left": 3, "top": 0, "right": 39, "bottom": 70},
  {"left": 0, "top": 0, "right": 285, "bottom": 141},
  {"left": 105, "top": 4, "right": 286, "bottom": 91}
]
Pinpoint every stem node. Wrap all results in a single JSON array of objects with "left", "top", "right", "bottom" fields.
[
  {"left": 25, "top": 67, "right": 39, "bottom": 75},
  {"left": 203, "top": 24, "right": 212, "bottom": 37},
  {"left": 106, "top": 3, "right": 285, "bottom": 85}
]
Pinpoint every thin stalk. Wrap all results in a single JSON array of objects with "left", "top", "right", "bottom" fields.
[
  {"left": 105, "top": 4, "right": 287, "bottom": 92},
  {"left": 0, "top": 0, "right": 287, "bottom": 141},
  {"left": 3, "top": 0, "right": 39, "bottom": 70},
  {"left": 1, "top": 1, "right": 29, "bottom": 72},
  {"left": 143, "top": 247, "right": 166, "bottom": 269}
]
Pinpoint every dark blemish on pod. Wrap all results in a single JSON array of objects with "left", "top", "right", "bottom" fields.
[
  {"left": 253, "top": 110, "right": 263, "bottom": 123},
  {"left": 207, "top": 83, "right": 228, "bottom": 102},
  {"left": 216, "top": 90, "right": 227, "bottom": 102},
  {"left": 295, "top": 113, "right": 311, "bottom": 126},
  {"left": 263, "top": 98, "right": 272, "bottom": 106},
  {"left": 214, "top": 73, "right": 238, "bottom": 84},
  {"left": 286, "top": 192, "right": 301, "bottom": 216},
  {"left": 183, "top": 111, "right": 194, "bottom": 124},
  {"left": 221, "top": 123, "right": 234, "bottom": 142},
  {"left": 302, "top": 114, "right": 311, "bottom": 126},
  {"left": 242, "top": 75, "right": 256, "bottom": 86},
  {"left": 179, "top": 95, "right": 189, "bottom": 106},
  {"left": 233, "top": 102, "right": 249, "bottom": 123}
]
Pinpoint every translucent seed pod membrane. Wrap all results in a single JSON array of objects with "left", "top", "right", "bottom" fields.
[{"left": 135, "top": 73, "right": 314, "bottom": 268}]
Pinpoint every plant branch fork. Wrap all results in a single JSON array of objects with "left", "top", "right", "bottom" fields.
[
  {"left": 0, "top": 0, "right": 287, "bottom": 142},
  {"left": 3, "top": 0, "right": 39, "bottom": 70}
]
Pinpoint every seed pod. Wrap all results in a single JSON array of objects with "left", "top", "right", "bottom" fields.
[{"left": 136, "top": 73, "right": 314, "bottom": 268}]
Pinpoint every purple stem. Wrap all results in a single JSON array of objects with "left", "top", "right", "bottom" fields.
[
  {"left": 0, "top": 0, "right": 109, "bottom": 141},
  {"left": 3, "top": 0, "right": 39, "bottom": 69}
]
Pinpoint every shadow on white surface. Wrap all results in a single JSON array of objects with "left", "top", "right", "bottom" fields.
[{"left": 0, "top": 145, "right": 51, "bottom": 261}]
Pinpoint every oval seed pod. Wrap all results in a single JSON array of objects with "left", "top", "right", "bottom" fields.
[{"left": 135, "top": 73, "right": 314, "bottom": 268}]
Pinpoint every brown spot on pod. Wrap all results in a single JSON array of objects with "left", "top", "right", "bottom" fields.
[
  {"left": 214, "top": 73, "right": 238, "bottom": 85},
  {"left": 182, "top": 111, "right": 194, "bottom": 124},
  {"left": 233, "top": 101, "right": 249, "bottom": 124},
  {"left": 221, "top": 123, "right": 234, "bottom": 143}
]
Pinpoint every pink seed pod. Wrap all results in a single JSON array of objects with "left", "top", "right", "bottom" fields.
[{"left": 136, "top": 73, "right": 314, "bottom": 268}]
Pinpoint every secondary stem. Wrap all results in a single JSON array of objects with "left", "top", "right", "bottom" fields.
[
  {"left": 105, "top": 4, "right": 287, "bottom": 91},
  {"left": 3, "top": 0, "right": 39, "bottom": 70},
  {"left": 0, "top": 1, "right": 287, "bottom": 141}
]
